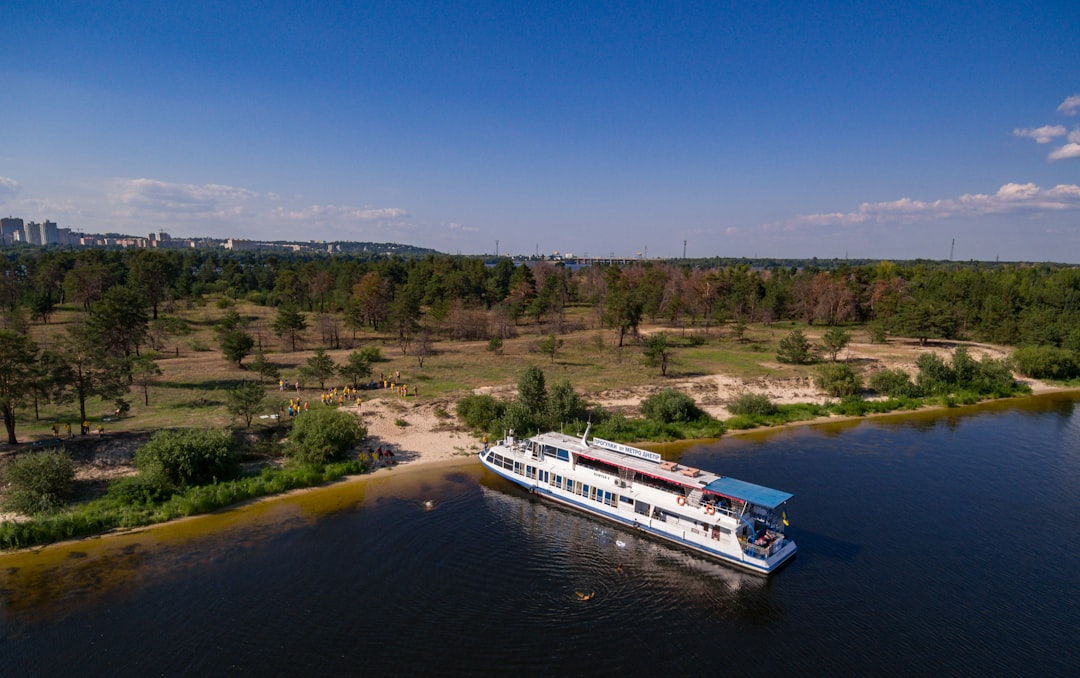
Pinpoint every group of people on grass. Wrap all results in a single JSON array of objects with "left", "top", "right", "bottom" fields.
[{"left": 49, "top": 421, "right": 104, "bottom": 438}]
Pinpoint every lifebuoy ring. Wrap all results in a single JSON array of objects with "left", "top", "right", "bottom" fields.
[
  {"left": 677, "top": 496, "right": 687, "bottom": 506},
  {"left": 705, "top": 505, "right": 715, "bottom": 515}
]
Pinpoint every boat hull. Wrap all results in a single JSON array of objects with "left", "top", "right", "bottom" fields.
[{"left": 482, "top": 455, "right": 797, "bottom": 576}]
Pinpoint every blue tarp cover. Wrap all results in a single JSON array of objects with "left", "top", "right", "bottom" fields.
[{"left": 704, "top": 477, "right": 793, "bottom": 509}]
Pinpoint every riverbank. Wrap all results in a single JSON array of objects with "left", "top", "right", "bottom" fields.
[{"left": 2, "top": 369, "right": 1075, "bottom": 550}]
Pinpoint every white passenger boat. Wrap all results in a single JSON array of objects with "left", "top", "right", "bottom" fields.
[{"left": 479, "top": 428, "right": 797, "bottom": 575}]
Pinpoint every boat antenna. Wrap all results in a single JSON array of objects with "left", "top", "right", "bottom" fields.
[{"left": 581, "top": 420, "right": 592, "bottom": 447}]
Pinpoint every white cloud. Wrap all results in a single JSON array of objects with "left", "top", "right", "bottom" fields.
[
  {"left": 777, "top": 182, "right": 1080, "bottom": 230},
  {"left": 1048, "top": 143, "right": 1080, "bottom": 161},
  {"left": 0, "top": 176, "right": 21, "bottom": 203},
  {"left": 99, "top": 178, "right": 410, "bottom": 238},
  {"left": 448, "top": 222, "right": 479, "bottom": 232},
  {"left": 1070, "top": 128, "right": 1080, "bottom": 143},
  {"left": 267, "top": 204, "right": 407, "bottom": 223},
  {"left": 109, "top": 178, "right": 260, "bottom": 216},
  {"left": 1058, "top": 94, "right": 1080, "bottom": 116},
  {"left": 1013, "top": 125, "right": 1066, "bottom": 143}
]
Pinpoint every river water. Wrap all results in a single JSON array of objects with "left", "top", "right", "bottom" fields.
[{"left": 2, "top": 395, "right": 1078, "bottom": 676}]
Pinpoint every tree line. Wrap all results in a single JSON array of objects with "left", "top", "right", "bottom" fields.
[{"left": 3, "top": 247, "right": 1080, "bottom": 444}]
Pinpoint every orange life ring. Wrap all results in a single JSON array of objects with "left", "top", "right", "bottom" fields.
[
  {"left": 705, "top": 505, "right": 715, "bottom": 515},
  {"left": 677, "top": 496, "right": 687, "bottom": 506}
]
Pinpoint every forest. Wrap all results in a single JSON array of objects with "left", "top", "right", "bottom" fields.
[{"left": 3, "top": 246, "right": 1079, "bottom": 349}]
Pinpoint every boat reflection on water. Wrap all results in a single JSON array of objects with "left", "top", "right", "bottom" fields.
[{"left": 479, "top": 475, "right": 770, "bottom": 611}]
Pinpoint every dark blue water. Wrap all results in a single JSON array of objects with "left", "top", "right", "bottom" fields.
[{"left": 2, "top": 395, "right": 1078, "bottom": 676}]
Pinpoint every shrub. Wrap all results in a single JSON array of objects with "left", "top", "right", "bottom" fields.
[
  {"left": 776, "top": 329, "right": 815, "bottom": 364},
  {"left": 134, "top": 429, "right": 238, "bottom": 489},
  {"left": 1011, "top": 345, "right": 1080, "bottom": 380},
  {"left": 357, "top": 346, "right": 385, "bottom": 363},
  {"left": 106, "top": 474, "right": 171, "bottom": 506},
  {"left": 288, "top": 407, "right": 367, "bottom": 466},
  {"left": 816, "top": 363, "right": 863, "bottom": 398},
  {"left": 870, "top": 368, "right": 919, "bottom": 398},
  {"left": 727, "top": 393, "right": 777, "bottom": 417},
  {"left": 2, "top": 449, "right": 75, "bottom": 514},
  {"left": 547, "top": 379, "right": 588, "bottom": 426},
  {"left": 916, "top": 352, "right": 955, "bottom": 395},
  {"left": 456, "top": 394, "right": 506, "bottom": 431},
  {"left": 640, "top": 389, "right": 702, "bottom": 424},
  {"left": 497, "top": 401, "right": 539, "bottom": 436}
]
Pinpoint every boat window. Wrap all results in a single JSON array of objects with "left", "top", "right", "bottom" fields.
[
  {"left": 513, "top": 462, "right": 521, "bottom": 475},
  {"left": 566, "top": 480, "right": 574, "bottom": 493},
  {"left": 620, "top": 495, "right": 633, "bottom": 504},
  {"left": 556, "top": 449, "right": 570, "bottom": 461},
  {"left": 582, "top": 484, "right": 589, "bottom": 497}
]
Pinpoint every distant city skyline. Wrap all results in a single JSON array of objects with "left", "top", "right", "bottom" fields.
[{"left": 2, "top": 2, "right": 1079, "bottom": 262}]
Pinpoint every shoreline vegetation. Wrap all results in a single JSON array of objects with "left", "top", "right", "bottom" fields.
[
  {"left": 3, "top": 252, "right": 1080, "bottom": 552},
  {"left": 1, "top": 364, "right": 1075, "bottom": 553}
]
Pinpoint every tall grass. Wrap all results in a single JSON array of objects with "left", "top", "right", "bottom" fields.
[{"left": 0, "top": 460, "right": 367, "bottom": 552}]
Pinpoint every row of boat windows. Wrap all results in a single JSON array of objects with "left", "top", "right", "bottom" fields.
[{"left": 489, "top": 452, "right": 627, "bottom": 508}]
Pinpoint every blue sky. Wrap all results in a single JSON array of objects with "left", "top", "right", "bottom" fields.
[{"left": 2, "top": 1, "right": 1079, "bottom": 261}]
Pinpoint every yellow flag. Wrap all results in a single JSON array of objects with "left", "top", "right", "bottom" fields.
[{"left": 782, "top": 511, "right": 790, "bottom": 527}]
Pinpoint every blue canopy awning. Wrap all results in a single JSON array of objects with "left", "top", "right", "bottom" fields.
[{"left": 703, "top": 477, "right": 793, "bottom": 509}]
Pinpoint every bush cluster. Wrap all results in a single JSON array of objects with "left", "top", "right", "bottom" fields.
[
  {"left": 727, "top": 393, "right": 777, "bottom": 417},
  {"left": 1, "top": 449, "right": 75, "bottom": 515},
  {"left": 640, "top": 389, "right": 703, "bottom": 424},
  {"left": 287, "top": 407, "right": 367, "bottom": 465},
  {"left": 134, "top": 429, "right": 238, "bottom": 490},
  {"left": 1011, "top": 345, "right": 1080, "bottom": 380}
]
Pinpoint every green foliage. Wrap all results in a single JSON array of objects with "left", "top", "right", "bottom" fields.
[
  {"left": 591, "top": 408, "right": 724, "bottom": 442},
  {"left": 776, "top": 329, "right": 815, "bottom": 364},
  {"left": 272, "top": 306, "right": 307, "bottom": 351},
  {"left": 356, "top": 345, "right": 385, "bottom": 363},
  {"left": 498, "top": 400, "right": 539, "bottom": 436},
  {"left": 287, "top": 407, "right": 367, "bottom": 466},
  {"left": 226, "top": 382, "right": 267, "bottom": 427},
  {"left": 1011, "top": 345, "right": 1080, "bottom": 380},
  {"left": 339, "top": 350, "right": 373, "bottom": 387},
  {"left": 456, "top": 394, "right": 506, "bottom": 432},
  {"left": 538, "top": 333, "right": 564, "bottom": 363},
  {"left": 517, "top": 365, "right": 548, "bottom": 415},
  {"left": 249, "top": 351, "right": 281, "bottom": 384},
  {"left": 0, "top": 330, "right": 40, "bottom": 444},
  {"left": 547, "top": 379, "right": 587, "bottom": 425},
  {"left": 816, "top": 362, "right": 863, "bottom": 398},
  {"left": 106, "top": 474, "right": 171, "bottom": 506},
  {"left": 487, "top": 336, "right": 504, "bottom": 355},
  {"left": 643, "top": 332, "right": 672, "bottom": 376},
  {"left": 220, "top": 328, "right": 255, "bottom": 367},
  {"left": 870, "top": 368, "right": 919, "bottom": 397},
  {"left": 134, "top": 429, "right": 237, "bottom": 490},
  {"left": 2, "top": 449, "right": 75, "bottom": 514},
  {"left": 821, "top": 327, "right": 851, "bottom": 361},
  {"left": 640, "top": 388, "right": 703, "bottom": 424},
  {"left": 300, "top": 348, "right": 338, "bottom": 389},
  {"left": 0, "top": 460, "right": 368, "bottom": 551},
  {"left": 727, "top": 393, "right": 777, "bottom": 417},
  {"left": 915, "top": 352, "right": 955, "bottom": 396}
]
